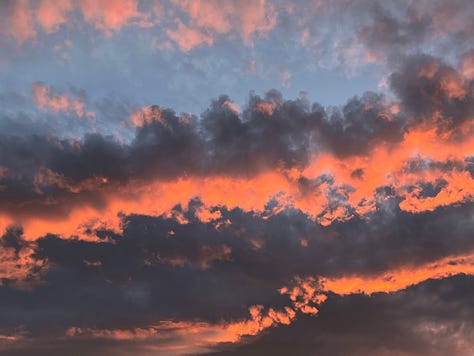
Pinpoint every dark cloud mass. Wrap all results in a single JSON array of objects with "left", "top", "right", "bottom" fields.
[
  {"left": 0, "top": 1, "right": 474, "bottom": 355},
  {"left": 1, "top": 200, "right": 474, "bottom": 354},
  {"left": 0, "top": 85, "right": 410, "bottom": 221},
  {"left": 0, "top": 56, "right": 473, "bottom": 353}
]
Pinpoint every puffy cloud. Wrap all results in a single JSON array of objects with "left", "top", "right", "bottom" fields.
[{"left": 390, "top": 55, "right": 474, "bottom": 131}]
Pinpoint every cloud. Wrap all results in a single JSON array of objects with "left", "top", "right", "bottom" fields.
[
  {"left": 77, "top": 0, "right": 152, "bottom": 34},
  {"left": 0, "top": 0, "right": 155, "bottom": 44},
  {"left": 1, "top": 200, "right": 474, "bottom": 354},
  {"left": 207, "top": 275, "right": 474, "bottom": 356},
  {"left": 0, "top": 2, "right": 473, "bottom": 352},
  {"left": 0, "top": 227, "right": 47, "bottom": 288},
  {"left": 0, "top": 55, "right": 472, "bottom": 241},
  {"left": 165, "top": 19, "right": 214, "bottom": 52},
  {"left": 65, "top": 304, "right": 296, "bottom": 354},
  {"left": 3, "top": 0, "right": 37, "bottom": 44},
  {"left": 32, "top": 82, "right": 93, "bottom": 118},
  {"left": 35, "top": 0, "right": 73, "bottom": 34},
  {"left": 1, "top": 0, "right": 276, "bottom": 50},
  {"left": 390, "top": 55, "right": 474, "bottom": 131},
  {"left": 172, "top": 0, "right": 277, "bottom": 47}
]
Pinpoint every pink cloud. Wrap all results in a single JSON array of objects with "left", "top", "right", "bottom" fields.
[
  {"left": 2, "top": 0, "right": 156, "bottom": 44},
  {"left": 172, "top": 0, "right": 233, "bottom": 34},
  {"left": 78, "top": 0, "right": 152, "bottom": 35},
  {"left": 238, "top": 0, "right": 277, "bottom": 45},
  {"left": 6, "top": 0, "right": 36, "bottom": 44},
  {"left": 2, "top": 0, "right": 277, "bottom": 50},
  {"left": 172, "top": 0, "right": 277, "bottom": 49},
  {"left": 130, "top": 106, "right": 166, "bottom": 127},
  {"left": 166, "top": 19, "right": 214, "bottom": 52},
  {"left": 221, "top": 100, "right": 241, "bottom": 114},
  {"left": 32, "top": 82, "right": 93, "bottom": 118},
  {"left": 36, "top": 0, "right": 73, "bottom": 34}
]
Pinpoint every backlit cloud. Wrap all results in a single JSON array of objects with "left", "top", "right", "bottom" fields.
[{"left": 0, "top": 1, "right": 473, "bottom": 355}]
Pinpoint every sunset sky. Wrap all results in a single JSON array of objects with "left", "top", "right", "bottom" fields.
[{"left": 0, "top": 1, "right": 474, "bottom": 355}]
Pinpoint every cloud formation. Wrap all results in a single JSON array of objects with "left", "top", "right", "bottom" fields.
[{"left": 0, "top": 1, "right": 473, "bottom": 355}]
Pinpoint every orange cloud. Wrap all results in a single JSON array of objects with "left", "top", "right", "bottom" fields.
[
  {"left": 0, "top": 239, "right": 47, "bottom": 288},
  {"left": 280, "top": 277, "right": 327, "bottom": 315},
  {"left": 1, "top": 110, "right": 473, "bottom": 243},
  {"left": 1, "top": 129, "right": 473, "bottom": 241},
  {"left": 53, "top": 250, "right": 474, "bottom": 356},
  {"left": 254, "top": 100, "right": 280, "bottom": 116},
  {"left": 319, "top": 252, "right": 474, "bottom": 296},
  {"left": 221, "top": 100, "right": 241, "bottom": 114},
  {"left": 66, "top": 304, "right": 297, "bottom": 354},
  {"left": 131, "top": 105, "right": 167, "bottom": 127}
]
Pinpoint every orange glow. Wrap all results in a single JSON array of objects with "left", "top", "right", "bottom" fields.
[
  {"left": 319, "top": 253, "right": 474, "bottom": 295},
  {"left": 131, "top": 106, "right": 166, "bottom": 127},
  {"left": 280, "top": 276, "right": 327, "bottom": 315},
  {"left": 66, "top": 303, "right": 297, "bottom": 351},
  {"left": 0, "top": 242, "right": 47, "bottom": 288},
  {"left": 0, "top": 114, "right": 473, "bottom": 242},
  {"left": 221, "top": 100, "right": 241, "bottom": 114},
  {"left": 0, "top": 120, "right": 474, "bottom": 240}
]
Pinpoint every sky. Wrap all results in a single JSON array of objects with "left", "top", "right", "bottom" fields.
[{"left": 0, "top": 0, "right": 474, "bottom": 355}]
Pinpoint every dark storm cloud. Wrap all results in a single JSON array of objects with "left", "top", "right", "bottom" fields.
[
  {"left": 206, "top": 275, "right": 474, "bottom": 356},
  {"left": 1, "top": 199, "right": 474, "bottom": 338}
]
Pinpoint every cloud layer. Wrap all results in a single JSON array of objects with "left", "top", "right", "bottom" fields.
[{"left": 0, "top": 1, "right": 473, "bottom": 355}]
